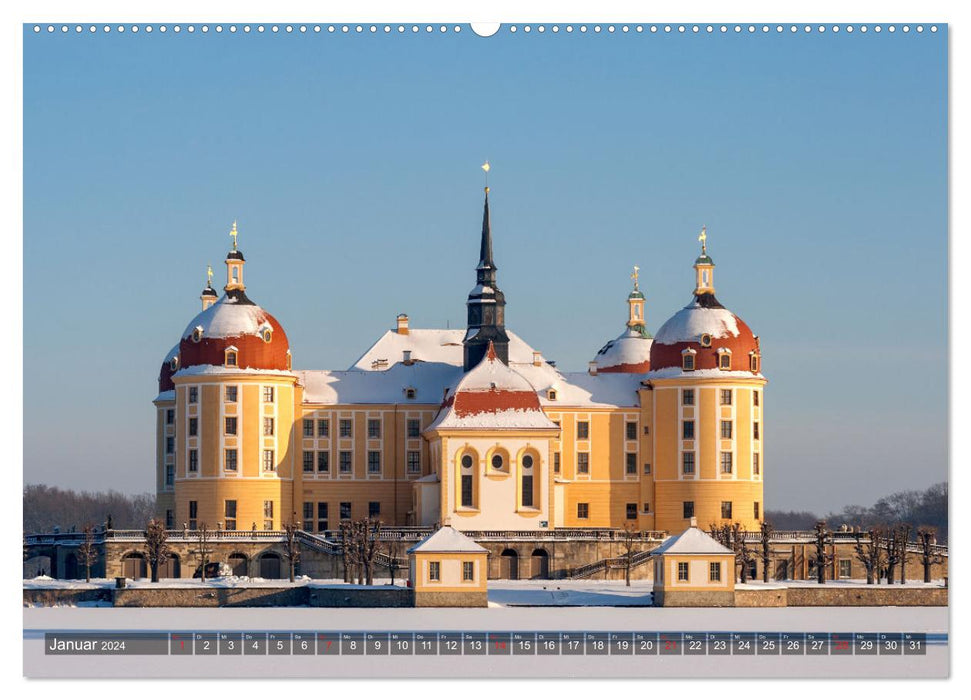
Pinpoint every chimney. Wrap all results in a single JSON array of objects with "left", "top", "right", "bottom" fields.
[
  {"left": 532, "top": 351, "right": 542, "bottom": 367},
  {"left": 690, "top": 516, "right": 698, "bottom": 528},
  {"left": 396, "top": 314, "right": 409, "bottom": 335},
  {"left": 403, "top": 350, "right": 412, "bottom": 365},
  {"left": 588, "top": 361, "right": 598, "bottom": 375}
]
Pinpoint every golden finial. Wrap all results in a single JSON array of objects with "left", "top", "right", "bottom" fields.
[
  {"left": 230, "top": 220, "right": 238, "bottom": 250},
  {"left": 206, "top": 265, "right": 213, "bottom": 285},
  {"left": 698, "top": 225, "right": 707, "bottom": 255},
  {"left": 631, "top": 265, "right": 640, "bottom": 291},
  {"left": 481, "top": 161, "right": 490, "bottom": 193}
]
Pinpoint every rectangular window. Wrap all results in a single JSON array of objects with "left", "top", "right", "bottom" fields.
[
  {"left": 643, "top": 462, "right": 652, "bottom": 474},
  {"left": 339, "top": 419, "right": 353, "bottom": 437},
  {"left": 721, "top": 501, "right": 733, "bottom": 519},
  {"left": 753, "top": 421, "right": 760, "bottom": 440},
  {"left": 225, "top": 500, "right": 237, "bottom": 531},
  {"left": 753, "top": 453, "right": 760, "bottom": 475},
  {"left": 577, "top": 421, "right": 589, "bottom": 439},
  {"left": 753, "top": 391, "right": 760, "bottom": 407},
  {"left": 407, "top": 450, "right": 421, "bottom": 473},
  {"left": 224, "top": 449, "right": 236, "bottom": 472},
  {"left": 682, "top": 453, "right": 695, "bottom": 475},
  {"left": 367, "top": 419, "right": 381, "bottom": 439},
  {"left": 318, "top": 451, "right": 330, "bottom": 473},
  {"left": 225, "top": 386, "right": 237, "bottom": 403},
  {"left": 367, "top": 451, "right": 381, "bottom": 474},
  {"left": 643, "top": 502, "right": 650, "bottom": 513},
  {"left": 225, "top": 417, "right": 237, "bottom": 435},
  {"left": 839, "top": 559, "right": 852, "bottom": 579},
  {"left": 754, "top": 501, "right": 760, "bottom": 519},
  {"left": 303, "top": 419, "right": 314, "bottom": 437},
  {"left": 677, "top": 562, "right": 689, "bottom": 582},
  {"left": 189, "top": 449, "right": 199, "bottom": 472},
  {"left": 682, "top": 421, "right": 695, "bottom": 440},
  {"left": 262, "top": 386, "right": 274, "bottom": 403},
  {"left": 188, "top": 417, "right": 198, "bottom": 437},
  {"left": 407, "top": 419, "right": 421, "bottom": 438},
  {"left": 626, "top": 503, "right": 637, "bottom": 520},
  {"left": 188, "top": 387, "right": 198, "bottom": 404},
  {"left": 318, "top": 503, "right": 328, "bottom": 532},
  {"left": 340, "top": 502, "right": 351, "bottom": 520},
  {"left": 720, "top": 389, "right": 733, "bottom": 405},
  {"left": 682, "top": 354, "right": 695, "bottom": 371},
  {"left": 339, "top": 451, "right": 352, "bottom": 473},
  {"left": 429, "top": 561, "right": 441, "bottom": 582},
  {"left": 626, "top": 422, "right": 637, "bottom": 441},
  {"left": 166, "top": 436, "right": 174, "bottom": 454},
  {"left": 463, "top": 561, "right": 474, "bottom": 581},
  {"left": 461, "top": 474, "right": 473, "bottom": 508},
  {"left": 263, "top": 449, "right": 276, "bottom": 472},
  {"left": 165, "top": 464, "right": 174, "bottom": 487},
  {"left": 303, "top": 502, "right": 314, "bottom": 531},
  {"left": 577, "top": 453, "right": 589, "bottom": 474},
  {"left": 303, "top": 452, "right": 314, "bottom": 473},
  {"left": 721, "top": 420, "right": 733, "bottom": 439},
  {"left": 710, "top": 562, "right": 722, "bottom": 582},
  {"left": 263, "top": 417, "right": 275, "bottom": 437},
  {"left": 368, "top": 501, "right": 380, "bottom": 518},
  {"left": 263, "top": 500, "right": 274, "bottom": 530},
  {"left": 553, "top": 453, "right": 560, "bottom": 473},
  {"left": 577, "top": 503, "right": 589, "bottom": 519},
  {"left": 318, "top": 419, "right": 329, "bottom": 438},
  {"left": 682, "top": 389, "right": 694, "bottom": 406},
  {"left": 720, "top": 452, "right": 733, "bottom": 474},
  {"left": 165, "top": 509, "right": 174, "bottom": 529},
  {"left": 166, "top": 409, "right": 175, "bottom": 425},
  {"left": 189, "top": 500, "right": 197, "bottom": 530},
  {"left": 625, "top": 453, "right": 637, "bottom": 475},
  {"left": 683, "top": 501, "right": 694, "bottom": 519},
  {"left": 521, "top": 475, "right": 534, "bottom": 507}
]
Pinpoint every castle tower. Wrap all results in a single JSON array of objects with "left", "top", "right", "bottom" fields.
[
  {"left": 590, "top": 266, "right": 653, "bottom": 374},
  {"left": 463, "top": 180, "right": 510, "bottom": 370},
  {"left": 644, "top": 228, "right": 765, "bottom": 532}
]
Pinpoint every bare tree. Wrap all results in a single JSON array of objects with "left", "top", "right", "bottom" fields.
[
  {"left": 283, "top": 516, "right": 301, "bottom": 583},
  {"left": 358, "top": 518, "right": 382, "bottom": 586},
  {"left": 883, "top": 526, "right": 900, "bottom": 584},
  {"left": 195, "top": 522, "right": 214, "bottom": 582},
  {"left": 812, "top": 521, "right": 835, "bottom": 584},
  {"left": 621, "top": 524, "right": 638, "bottom": 587},
  {"left": 339, "top": 520, "right": 354, "bottom": 583},
  {"left": 77, "top": 524, "right": 98, "bottom": 583},
  {"left": 896, "top": 523, "right": 912, "bottom": 584},
  {"left": 385, "top": 540, "right": 403, "bottom": 585},
  {"left": 731, "top": 523, "right": 754, "bottom": 584},
  {"left": 853, "top": 528, "right": 884, "bottom": 585},
  {"left": 144, "top": 518, "right": 170, "bottom": 583},
  {"left": 916, "top": 527, "right": 944, "bottom": 583},
  {"left": 759, "top": 520, "right": 774, "bottom": 583}
]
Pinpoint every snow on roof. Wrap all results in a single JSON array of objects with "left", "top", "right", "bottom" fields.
[
  {"left": 653, "top": 300, "right": 741, "bottom": 345},
  {"left": 594, "top": 329, "right": 653, "bottom": 369},
  {"left": 512, "top": 364, "right": 642, "bottom": 408},
  {"left": 298, "top": 363, "right": 463, "bottom": 405},
  {"left": 644, "top": 367, "right": 764, "bottom": 381},
  {"left": 181, "top": 294, "right": 276, "bottom": 340},
  {"left": 154, "top": 389, "right": 175, "bottom": 403},
  {"left": 650, "top": 527, "right": 733, "bottom": 556},
  {"left": 425, "top": 345, "right": 559, "bottom": 431},
  {"left": 407, "top": 526, "right": 488, "bottom": 554},
  {"left": 173, "top": 365, "right": 297, "bottom": 378},
  {"left": 351, "top": 328, "right": 538, "bottom": 370}
]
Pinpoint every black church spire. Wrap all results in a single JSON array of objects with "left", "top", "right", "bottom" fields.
[{"left": 464, "top": 185, "right": 509, "bottom": 371}]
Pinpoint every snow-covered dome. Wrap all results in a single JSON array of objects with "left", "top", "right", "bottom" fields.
[
  {"left": 178, "top": 289, "right": 290, "bottom": 371},
  {"left": 593, "top": 328, "right": 653, "bottom": 374},
  {"left": 649, "top": 294, "right": 759, "bottom": 373}
]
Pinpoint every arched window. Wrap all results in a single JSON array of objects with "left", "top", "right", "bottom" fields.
[
  {"left": 750, "top": 353, "right": 760, "bottom": 372},
  {"left": 718, "top": 349, "right": 732, "bottom": 370},
  {"left": 682, "top": 348, "right": 697, "bottom": 371},
  {"left": 225, "top": 346, "right": 238, "bottom": 367},
  {"left": 520, "top": 454, "right": 536, "bottom": 508},
  {"left": 460, "top": 453, "right": 475, "bottom": 508}
]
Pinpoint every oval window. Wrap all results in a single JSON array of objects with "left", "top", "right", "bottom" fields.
[
  {"left": 491, "top": 454, "right": 504, "bottom": 470},
  {"left": 461, "top": 455, "right": 473, "bottom": 469},
  {"left": 522, "top": 455, "right": 533, "bottom": 470},
  {"left": 262, "top": 328, "right": 272, "bottom": 343},
  {"left": 700, "top": 333, "right": 712, "bottom": 347},
  {"left": 192, "top": 327, "right": 203, "bottom": 343}
]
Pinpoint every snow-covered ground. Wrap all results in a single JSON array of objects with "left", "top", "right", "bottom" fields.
[{"left": 488, "top": 579, "right": 653, "bottom": 606}]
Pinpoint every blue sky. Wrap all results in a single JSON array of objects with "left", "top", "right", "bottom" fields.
[{"left": 23, "top": 25, "right": 947, "bottom": 512}]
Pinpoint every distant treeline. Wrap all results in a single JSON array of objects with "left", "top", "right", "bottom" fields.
[
  {"left": 766, "top": 482, "right": 948, "bottom": 543},
  {"left": 23, "top": 484, "right": 155, "bottom": 534}
]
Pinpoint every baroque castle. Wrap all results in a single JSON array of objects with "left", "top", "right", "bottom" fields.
[{"left": 154, "top": 186, "right": 766, "bottom": 538}]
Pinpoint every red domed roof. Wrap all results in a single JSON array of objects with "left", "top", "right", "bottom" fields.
[
  {"left": 178, "top": 290, "right": 290, "bottom": 371},
  {"left": 158, "top": 344, "right": 179, "bottom": 394},
  {"left": 649, "top": 293, "right": 760, "bottom": 374}
]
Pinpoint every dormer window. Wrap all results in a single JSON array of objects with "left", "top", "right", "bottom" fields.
[
  {"left": 717, "top": 348, "right": 732, "bottom": 370},
  {"left": 191, "top": 327, "right": 204, "bottom": 343},
  {"left": 750, "top": 352, "right": 760, "bottom": 373},
  {"left": 404, "top": 387, "right": 416, "bottom": 400},
  {"left": 700, "top": 333, "right": 712, "bottom": 348},
  {"left": 261, "top": 328, "right": 273, "bottom": 343},
  {"left": 547, "top": 389, "right": 557, "bottom": 401},
  {"left": 169, "top": 356, "right": 180, "bottom": 372},
  {"left": 225, "top": 346, "right": 238, "bottom": 368},
  {"left": 286, "top": 350, "right": 292, "bottom": 370},
  {"left": 682, "top": 348, "right": 697, "bottom": 371}
]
